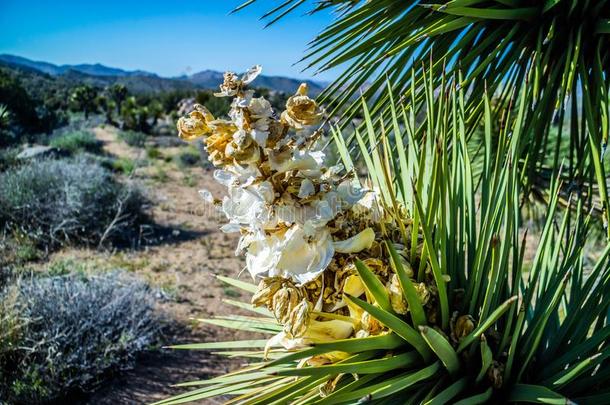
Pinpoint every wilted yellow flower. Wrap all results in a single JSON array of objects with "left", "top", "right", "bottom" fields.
[
  {"left": 333, "top": 227, "right": 375, "bottom": 253},
  {"left": 281, "top": 83, "right": 324, "bottom": 129},
  {"left": 488, "top": 361, "right": 505, "bottom": 389},
  {"left": 308, "top": 351, "right": 349, "bottom": 367},
  {"left": 216, "top": 71, "right": 241, "bottom": 97},
  {"left": 215, "top": 66, "right": 262, "bottom": 97},
  {"left": 388, "top": 274, "right": 408, "bottom": 314},
  {"left": 251, "top": 277, "right": 283, "bottom": 307},
  {"left": 362, "top": 310, "right": 384, "bottom": 334},
  {"left": 454, "top": 314, "right": 475, "bottom": 339},
  {"left": 415, "top": 282, "right": 431, "bottom": 305},
  {"left": 202, "top": 120, "right": 237, "bottom": 165},
  {"left": 272, "top": 285, "right": 301, "bottom": 324},
  {"left": 176, "top": 104, "right": 214, "bottom": 140},
  {"left": 224, "top": 131, "right": 260, "bottom": 164},
  {"left": 286, "top": 299, "right": 310, "bottom": 337}
]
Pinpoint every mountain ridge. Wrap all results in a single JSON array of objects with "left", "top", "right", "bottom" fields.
[{"left": 0, "top": 54, "right": 326, "bottom": 95}]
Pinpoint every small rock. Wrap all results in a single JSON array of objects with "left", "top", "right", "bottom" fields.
[{"left": 16, "top": 145, "right": 68, "bottom": 160}]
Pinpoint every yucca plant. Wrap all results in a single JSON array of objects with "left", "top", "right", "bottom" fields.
[
  {"left": 158, "top": 72, "right": 610, "bottom": 404},
  {"left": 234, "top": 0, "right": 610, "bottom": 231}
]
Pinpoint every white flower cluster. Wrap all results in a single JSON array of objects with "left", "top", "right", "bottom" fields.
[{"left": 178, "top": 66, "right": 375, "bottom": 285}]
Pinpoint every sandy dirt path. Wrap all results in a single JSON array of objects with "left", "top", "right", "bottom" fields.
[{"left": 41, "top": 126, "right": 258, "bottom": 404}]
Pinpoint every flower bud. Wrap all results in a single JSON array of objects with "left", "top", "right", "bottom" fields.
[
  {"left": 415, "top": 282, "right": 431, "bottom": 305},
  {"left": 388, "top": 274, "right": 408, "bottom": 314},
  {"left": 487, "top": 361, "right": 505, "bottom": 389},
  {"left": 286, "top": 299, "right": 310, "bottom": 337},
  {"left": 454, "top": 314, "right": 476, "bottom": 339},
  {"left": 251, "top": 277, "right": 283, "bottom": 307},
  {"left": 272, "top": 285, "right": 301, "bottom": 324}
]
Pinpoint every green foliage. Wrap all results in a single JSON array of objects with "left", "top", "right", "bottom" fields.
[
  {"left": 49, "top": 130, "right": 101, "bottom": 154},
  {"left": 118, "top": 129, "right": 147, "bottom": 147},
  {"left": 0, "top": 68, "right": 66, "bottom": 144},
  {"left": 69, "top": 85, "right": 98, "bottom": 119},
  {"left": 159, "top": 78, "right": 610, "bottom": 404},
  {"left": 111, "top": 157, "right": 137, "bottom": 175},
  {"left": 121, "top": 96, "right": 151, "bottom": 133},
  {"left": 239, "top": 0, "right": 610, "bottom": 230},
  {"left": 0, "top": 158, "right": 145, "bottom": 248},
  {"left": 152, "top": 166, "right": 169, "bottom": 183},
  {"left": 108, "top": 83, "right": 128, "bottom": 115},
  {"left": 146, "top": 146, "right": 163, "bottom": 160},
  {"left": 96, "top": 94, "right": 117, "bottom": 124},
  {"left": 0, "top": 271, "right": 160, "bottom": 403}
]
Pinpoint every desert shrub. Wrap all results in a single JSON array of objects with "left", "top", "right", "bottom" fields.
[
  {"left": 146, "top": 146, "right": 162, "bottom": 160},
  {"left": 0, "top": 158, "right": 145, "bottom": 248},
  {"left": 49, "top": 130, "right": 101, "bottom": 154},
  {"left": 118, "top": 129, "right": 146, "bottom": 147},
  {"left": 111, "top": 156, "right": 136, "bottom": 175},
  {"left": 0, "top": 271, "right": 160, "bottom": 403},
  {"left": 175, "top": 148, "right": 201, "bottom": 167},
  {"left": 0, "top": 146, "right": 21, "bottom": 170}
]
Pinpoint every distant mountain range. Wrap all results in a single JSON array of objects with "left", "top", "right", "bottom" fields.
[{"left": 0, "top": 54, "right": 326, "bottom": 95}]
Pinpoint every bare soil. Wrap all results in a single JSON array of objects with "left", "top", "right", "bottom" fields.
[{"left": 35, "top": 126, "right": 255, "bottom": 404}]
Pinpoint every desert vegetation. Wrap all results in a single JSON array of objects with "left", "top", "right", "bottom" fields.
[
  {"left": 3, "top": 1, "right": 610, "bottom": 404},
  {"left": 154, "top": 1, "right": 610, "bottom": 404},
  {"left": 0, "top": 45, "right": 319, "bottom": 404},
  {"left": 0, "top": 271, "right": 160, "bottom": 403}
]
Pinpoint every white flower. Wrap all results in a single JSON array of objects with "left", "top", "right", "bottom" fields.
[
  {"left": 248, "top": 97, "right": 273, "bottom": 147},
  {"left": 246, "top": 235, "right": 282, "bottom": 279},
  {"left": 298, "top": 179, "right": 315, "bottom": 198},
  {"left": 245, "top": 225, "right": 334, "bottom": 285},
  {"left": 337, "top": 180, "right": 367, "bottom": 206},
  {"left": 221, "top": 182, "right": 275, "bottom": 230},
  {"left": 241, "top": 65, "right": 262, "bottom": 85},
  {"left": 268, "top": 149, "right": 322, "bottom": 175},
  {"left": 213, "top": 164, "right": 259, "bottom": 188},
  {"left": 198, "top": 189, "right": 215, "bottom": 204},
  {"left": 249, "top": 97, "right": 273, "bottom": 118},
  {"left": 275, "top": 226, "right": 334, "bottom": 285}
]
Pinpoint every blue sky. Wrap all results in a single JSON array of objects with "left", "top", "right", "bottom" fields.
[{"left": 0, "top": 0, "right": 338, "bottom": 81}]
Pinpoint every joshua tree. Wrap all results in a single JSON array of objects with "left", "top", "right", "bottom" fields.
[
  {"left": 70, "top": 85, "right": 98, "bottom": 119},
  {"left": 96, "top": 95, "right": 116, "bottom": 125},
  {"left": 109, "top": 83, "right": 128, "bottom": 116},
  {"left": 120, "top": 96, "right": 150, "bottom": 133},
  {"left": 147, "top": 100, "right": 164, "bottom": 128}
]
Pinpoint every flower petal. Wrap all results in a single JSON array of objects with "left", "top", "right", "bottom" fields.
[
  {"left": 241, "top": 65, "right": 262, "bottom": 84},
  {"left": 333, "top": 228, "right": 375, "bottom": 253}
]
